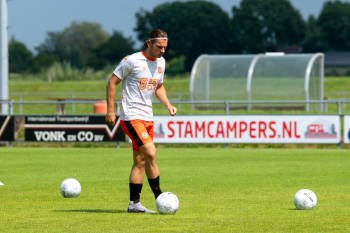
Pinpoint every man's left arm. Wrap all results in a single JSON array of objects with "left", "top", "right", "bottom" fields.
[{"left": 155, "top": 83, "right": 177, "bottom": 116}]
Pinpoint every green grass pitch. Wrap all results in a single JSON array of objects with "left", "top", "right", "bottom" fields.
[{"left": 1, "top": 148, "right": 350, "bottom": 232}]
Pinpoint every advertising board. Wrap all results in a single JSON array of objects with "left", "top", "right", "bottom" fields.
[
  {"left": 344, "top": 116, "right": 350, "bottom": 143},
  {"left": 24, "top": 115, "right": 125, "bottom": 142},
  {"left": 153, "top": 115, "right": 341, "bottom": 143},
  {"left": 0, "top": 116, "right": 14, "bottom": 141}
]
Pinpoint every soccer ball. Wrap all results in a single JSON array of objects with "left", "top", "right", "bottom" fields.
[
  {"left": 294, "top": 189, "right": 317, "bottom": 210},
  {"left": 155, "top": 192, "right": 179, "bottom": 214},
  {"left": 60, "top": 178, "right": 81, "bottom": 198}
]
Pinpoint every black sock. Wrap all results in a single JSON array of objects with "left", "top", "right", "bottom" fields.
[
  {"left": 148, "top": 176, "right": 162, "bottom": 199},
  {"left": 129, "top": 183, "right": 142, "bottom": 203}
]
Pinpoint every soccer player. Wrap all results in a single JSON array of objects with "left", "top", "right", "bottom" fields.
[{"left": 105, "top": 29, "right": 177, "bottom": 213}]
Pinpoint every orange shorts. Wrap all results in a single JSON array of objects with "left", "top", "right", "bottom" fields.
[{"left": 120, "top": 120, "right": 154, "bottom": 151}]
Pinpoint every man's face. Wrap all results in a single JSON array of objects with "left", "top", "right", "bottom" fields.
[{"left": 150, "top": 39, "right": 168, "bottom": 58}]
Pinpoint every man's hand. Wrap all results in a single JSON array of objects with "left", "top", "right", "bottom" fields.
[
  {"left": 167, "top": 105, "right": 177, "bottom": 116},
  {"left": 106, "top": 112, "right": 116, "bottom": 126}
]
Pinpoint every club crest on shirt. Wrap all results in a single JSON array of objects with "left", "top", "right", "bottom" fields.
[
  {"left": 157, "top": 67, "right": 162, "bottom": 74},
  {"left": 141, "top": 131, "right": 149, "bottom": 139},
  {"left": 143, "top": 67, "right": 146, "bottom": 71},
  {"left": 124, "top": 57, "right": 128, "bottom": 62}
]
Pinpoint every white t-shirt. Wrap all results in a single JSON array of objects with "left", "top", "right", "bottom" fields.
[{"left": 113, "top": 51, "right": 165, "bottom": 121}]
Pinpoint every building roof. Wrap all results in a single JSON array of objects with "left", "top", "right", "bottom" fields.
[{"left": 324, "top": 52, "right": 350, "bottom": 67}]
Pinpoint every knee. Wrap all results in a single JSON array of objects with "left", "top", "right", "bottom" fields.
[
  {"left": 145, "top": 148, "right": 157, "bottom": 162},
  {"left": 134, "top": 156, "right": 145, "bottom": 168}
]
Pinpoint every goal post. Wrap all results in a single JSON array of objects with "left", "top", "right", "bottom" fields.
[
  {"left": 0, "top": 0, "right": 8, "bottom": 114},
  {"left": 190, "top": 53, "right": 324, "bottom": 112}
]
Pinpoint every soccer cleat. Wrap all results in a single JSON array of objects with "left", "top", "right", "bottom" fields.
[{"left": 127, "top": 201, "right": 156, "bottom": 213}]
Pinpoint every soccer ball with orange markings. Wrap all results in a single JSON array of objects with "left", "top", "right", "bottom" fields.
[{"left": 155, "top": 192, "right": 179, "bottom": 214}]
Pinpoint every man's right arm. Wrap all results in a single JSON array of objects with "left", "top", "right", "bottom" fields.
[{"left": 105, "top": 73, "right": 122, "bottom": 126}]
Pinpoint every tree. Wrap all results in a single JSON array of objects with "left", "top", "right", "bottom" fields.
[
  {"left": 165, "top": 56, "right": 186, "bottom": 75},
  {"left": 36, "top": 21, "right": 110, "bottom": 68},
  {"left": 303, "top": 15, "right": 324, "bottom": 53},
  {"left": 8, "top": 37, "right": 33, "bottom": 73},
  {"left": 28, "top": 53, "right": 59, "bottom": 73},
  {"left": 134, "top": 1, "right": 231, "bottom": 72},
  {"left": 87, "top": 31, "right": 135, "bottom": 70},
  {"left": 231, "top": 0, "right": 306, "bottom": 53},
  {"left": 318, "top": 1, "right": 350, "bottom": 51}
]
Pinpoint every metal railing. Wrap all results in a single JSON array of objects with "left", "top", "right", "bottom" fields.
[
  {"left": 9, "top": 91, "right": 350, "bottom": 114},
  {"left": 9, "top": 92, "right": 191, "bottom": 114},
  {"left": 324, "top": 92, "right": 350, "bottom": 113},
  {"left": 9, "top": 91, "right": 350, "bottom": 98},
  {"left": 1, "top": 99, "right": 350, "bottom": 115}
]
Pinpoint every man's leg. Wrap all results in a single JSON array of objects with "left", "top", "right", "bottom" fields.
[
  {"left": 129, "top": 149, "right": 145, "bottom": 203},
  {"left": 139, "top": 142, "right": 163, "bottom": 199},
  {"left": 121, "top": 120, "right": 159, "bottom": 212},
  {"left": 127, "top": 149, "right": 156, "bottom": 213}
]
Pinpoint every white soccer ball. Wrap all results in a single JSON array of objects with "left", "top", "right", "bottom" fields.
[
  {"left": 155, "top": 192, "right": 179, "bottom": 214},
  {"left": 60, "top": 178, "right": 81, "bottom": 198},
  {"left": 294, "top": 189, "right": 317, "bottom": 210}
]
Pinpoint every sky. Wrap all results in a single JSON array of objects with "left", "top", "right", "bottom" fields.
[{"left": 6, "top": 0, "right": 350, "bottom": 52}]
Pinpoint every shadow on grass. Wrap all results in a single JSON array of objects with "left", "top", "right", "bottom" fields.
[{"left": 54, "top": 209, "right": 127, "bottom": 214}]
